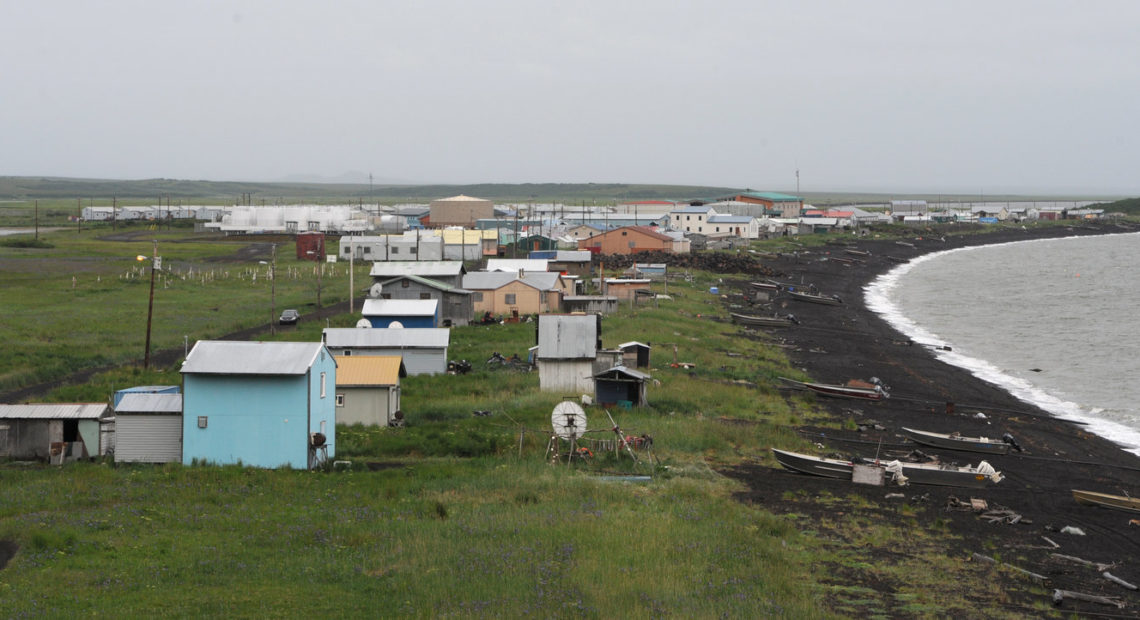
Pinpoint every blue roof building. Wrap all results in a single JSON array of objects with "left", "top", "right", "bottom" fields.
[{"left": 180, "top": 341, "right": 337, "bottom": 469}]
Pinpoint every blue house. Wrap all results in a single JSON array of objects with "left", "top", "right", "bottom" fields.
[
  {"left": 361, "top": 298, "right": 439, "bottom": 328},
  {"left": 180, "top": 341, "right": 337, "bottom": 469}
]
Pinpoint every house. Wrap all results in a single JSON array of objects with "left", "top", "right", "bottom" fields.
[
  {"left": 114, "top": 393, "right": 183, "bottom": 464},
  {"left": 369, "top": 260, "right": 466, "bottom": 287},
  {"left": 361, "top": 298, "right": 439, "bottom": 328},
  {"left": 566, "top": 223, "right": 604, "bottom": 241},
  {"left": 670, "top": 205, "right": 717, "bottom": 233},
  {"left": 438, "top": 228, "right": 495, "bottom": 260},
  {"left": 536, "top": 314, "right": 600, "bottom": 393},
  {"left": 577, "top": 226, "right": 676, "bottom": 255},
  {"left": 531, "top": 250, "right": 593, "bottom": 277},
  {"left": 373, "top": 274, "right": 473, "bottom": 327},
  {"left": 180, "top": 341, "right": 337, "bottom": 469},
  {"left": 0, "top": 403, "right": 113, "bottom": 462},
  {"left": 323, "top": 327, "right": 450, "bottom": 375},
  {"left": 462, "top": 271, "right": 565, "bottom": 319},
  {"left": 706, "top": 214, "right": 760, "bottom": 239},
  {"left": 333, "top": 356, "right": 406, "bottom": 427},
  {"left": 593, "top": 366, "right": 651, "bottom": 407}
]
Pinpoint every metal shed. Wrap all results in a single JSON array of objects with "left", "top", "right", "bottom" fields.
[
  {"left": 0, "top": 403, "right": 112, "bottom": 462},
  {"left": 536, "top": 314, "right": 601, "bottom": 393},
  {"left": 333, "top": 356, "right": 406, "bottom": 427},
  {"left": 618, "top": 341, "right": 652, "bottom": 368},
  {"left": 594, "top": 366, "right": 651, "bottom": 408},
  {"left": 114, "top": 393, "right": 183, "bottom": 463},
  {"left": 323, "top": 327, "right": 450, "bottom": 375}
]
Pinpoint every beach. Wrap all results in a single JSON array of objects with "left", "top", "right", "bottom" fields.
[{"left": 720, "top": 221, "right": 1140, "bottom": 610}]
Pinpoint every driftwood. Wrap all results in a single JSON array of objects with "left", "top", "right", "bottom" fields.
[
  {"left": 972, "top": 553, "right": 1049, "bottom": 584},
  {"left": 1104, "top": 571, "right": 1139, "bottom": 590},
  {"left": 1051, "top": 553, "right": 1116, "bottom": 572},
  {"left": 1052, "top": 589, "right": 1125, "bottom": 609},
  {"left": 1041, "top": 536, "right": 1060, "bottom": 549}
]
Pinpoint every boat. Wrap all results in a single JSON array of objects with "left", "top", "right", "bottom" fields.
[
  {"left": 787, "top": 289, "right": 843, "bottom": 305},
  {"left": 772, "top": 448, "right": 853, "bottom": 479},
  {"left": 900, "top": 427, "right": 1012, "bottom": 455},
  {"left": 749, "top": 281, "right": 781, "bottom": 292},
  {"left": 1072, "top": 490, "right": 1140, "bottom": 514},
  {"left": 779, "top": 377, "right": 888, "bottom": 401},
  {"left": 774, "top": 448, "right": 1002, "bottom": 488},
  {"left": 731, "top": 312, "right": 799, "bottom": 328},
  {"left": 887, "top": 459, "right": 1004, "bottom": 488}
]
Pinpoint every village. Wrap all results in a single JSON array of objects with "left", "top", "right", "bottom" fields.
[{"left": 0, "top": 191, "right": 1108, "bottom": 469}]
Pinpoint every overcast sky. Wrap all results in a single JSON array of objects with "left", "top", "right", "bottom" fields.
[{"left": 3, "top": 1, "right": 1139, "bottom": 195}]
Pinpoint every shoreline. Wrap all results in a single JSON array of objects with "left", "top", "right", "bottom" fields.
[
  {"left": 865, "top": 230, "right": 1140, "bottom": 457},
  {"left": 724, "top": 220, "right": 1140, "bottom": 605}
]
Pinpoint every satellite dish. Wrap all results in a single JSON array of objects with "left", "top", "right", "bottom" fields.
[
  {"left": 388, "top": 321, "right": 404, "bottom": 329},
  {"left": 551, "top": 401, "right": 588, "bottom": 440},
  {"left": 355, "top": 318, "right": 372, "bottom": 328},
  {"left": 369, "top": 283, "right": 384, "bottom": 298}
]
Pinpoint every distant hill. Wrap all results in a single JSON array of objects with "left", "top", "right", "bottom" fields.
[
  {"left": 0, "top": 176, "right": 1123, "bottom": 206},
  {"left": 1089, "top": 197, "right": 1140, "bottom": 215},
  {"left": 0, "top": 177, "right": 743, "bottom": 204}
]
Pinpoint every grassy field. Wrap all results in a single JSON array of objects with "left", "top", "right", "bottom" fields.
[{"left": 0, "top": 223, "right": 1084, "bottom": 617}]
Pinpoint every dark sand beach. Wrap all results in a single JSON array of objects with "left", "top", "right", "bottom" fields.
[{"left": 720, "top": 221, "right": 1140, "bottom": 614}]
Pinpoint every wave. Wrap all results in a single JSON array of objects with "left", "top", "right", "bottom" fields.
[{"left": 865, "top": 236, "right": 1140, "bottom": 457}]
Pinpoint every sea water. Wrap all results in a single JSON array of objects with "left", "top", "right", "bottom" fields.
[{"left": 865, "top": 231, "right": 1140, "bottom": 456}]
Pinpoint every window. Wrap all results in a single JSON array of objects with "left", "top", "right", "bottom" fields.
[
  {"left": 420, "top": 292, "right": 432, "bottom": 300},
  {"left": 336, "top": 394, "right": 344, "bottom": 407},
  {"left": 686, "top": 215, "right": 690, "bottom": 221},
  {"left": 343, "top": 350, "right": 352, "bottom": 356},
  {"left": 621, "top": 231, "right": 627, "bottom": 236},
  {"left": 197, "top": 416, "right": 208, "bottom": 429},
  {"left": 473, "top": 292, "right": 483, "bottom": 301},
  {"left": 363, "top": 247, "right": 371, "bottom": 254},
  {"left": 410, "top": 247, "right": 417, "bottom": 255},
  {"left": 392, "top": 247, "right": 399, "bottom": 254},
  {"left": 381, "top": 293, "right": 391, "bottom": 299},
  {"left": 402, "top": 280, "right": 410, "bottom": 288},
  {"left": 504, "top": 293, "right": 517, "bottom": 305},
  {"left": 320, "top": 372, "right": 327, "bottom": 398}
]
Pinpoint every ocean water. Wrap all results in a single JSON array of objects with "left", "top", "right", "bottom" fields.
[{"left": 866, "top": 232, "right": 1140, "bottom": 456}]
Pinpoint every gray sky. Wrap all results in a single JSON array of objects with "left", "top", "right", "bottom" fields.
[{"left": 3, "top": 1, "right": 1139, "bottom": 194}]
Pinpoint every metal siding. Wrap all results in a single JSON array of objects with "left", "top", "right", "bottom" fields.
[
  {"left": 181, "top": 341, "right": 323, "bottom": 376},
  {"left": 336, "top": 387, "right": 393, "bottom": 426},
  {"left": 537, "top": 359, "right": 595, "bottom": 393},
  {"left": 537, "top": 315, "right": 597, "bottom": 359},
  {"left": 182, "top": 374, "right": 310, "bottom": 468},
  {"left": 116, "top": 415, "right": 183, "bottom": 463},
  {"left": 323, "top": 327, "right": 450, "bottom": 349}
]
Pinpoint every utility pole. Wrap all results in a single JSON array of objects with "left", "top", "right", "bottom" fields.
[
  {"left": 77, "top": 198, "right": 82, "bottom": 234},
  {"left": 143, "top": 240, "right": 157, "bottom": 369},
  {"left": 270, "top": 244, "right": 277, "bottom": 335},
  {"left": 349, "top": 236, "right": 355, "bottom": 313}
]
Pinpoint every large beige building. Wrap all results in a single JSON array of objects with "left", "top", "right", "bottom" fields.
[{"left": 429, "top": 195, "right": 494, "bottom": 228}]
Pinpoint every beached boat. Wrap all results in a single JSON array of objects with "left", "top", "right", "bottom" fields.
[
  {"left": 1072, "top": 490, "right": 1140, "bottom": 514},
  {"left": 901, "top": 427, "right": 1011, "bottom": 455},
  {"left": 774, "top": 448, "right": 1003, "bottom": 488},
  {"left": 772, "top": 448, "right": 853, "bottom": 479},
  {"left": 779, "top": 377, "right": 889, "bottom": 401},
  {"left": 731, "top": 312, "right": 799, "bottom": 328},
  {"left": 749, "top": 281, "right": 781, "bottom": 292},
  {"left": 787, "top": 290, "right": 843, "bottom": 305},
  {"left": 889, "top": 459, "right": 1004, "bottom": 488}
]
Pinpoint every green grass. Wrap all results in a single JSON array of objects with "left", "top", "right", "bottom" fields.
[{"left": 0, "top": 225, "right": 1073, "bottom": 617}]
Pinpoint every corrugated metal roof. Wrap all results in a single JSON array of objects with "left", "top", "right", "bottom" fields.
[
  {"left": 369, "top": 261, "right": 465, "bottom": 278},
  {"left": 333, "top": 356, "right": 405, "bottom": 386},
  {"left": 486, "top": 258, "right": 549, "bottom": 273},
  {"left": 537, "top": 314, "right": 597, "bottom": 359},
  {"left": 322, "top": 327, "right": 450, "bottom": 348},
  {"left": 115, "top": 393, "right": 183, "bottom": 414},
  {"left": 181, "top": 341, "right": 328, "bottom": 375},
  {"left": 377, "top": 274, "right": 471, "bottom": 294},
  {"left": 738, "top": 191, "right": 802, "bottom": 202},
  {"left": 462, "top": 271, "right": 516, "bottom": 291},
  {"left": 361, "top": 298, "right": 438, "bottom": 317},
  {"left": 432, "top": 194, "right": 491, "bottom": 203},
  {"left": 618, "top": 341, "right": 650, "bottom": 350},
  {"left": 552, "top": 250, "right": 592, "bottom": 262},
  {"left": 0, "top": 403, "right": 111, "bottom": 419},
  {"left": 594, "top": 366, "right": 652, "bottom": 381}
]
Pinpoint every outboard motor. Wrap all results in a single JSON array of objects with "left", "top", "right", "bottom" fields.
[
  {"left": 1002, "top": 433, "right": 1023, "bottom": 452},
  {"left": 786, "top": 313, "right": 800, "bottom": 325}
]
